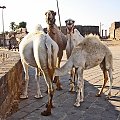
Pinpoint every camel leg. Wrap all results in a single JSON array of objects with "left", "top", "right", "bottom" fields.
[
  {"left": 53, "top": 52, "right": 63, "bottom": 90},
  {"left": 57, "top": 54, "right": 62, "bottom": 68},
  {"left": 54, "top": 76, "right": 63, "bottom": 90},
  {"left": 74, "top": 67, "right": 84, "bottom": 107},
  {"left": 107, "top": 68, "right": 113, "bottom": 97},
  {"left": 20, "top": 61, "right": 29, "bottom": 99},
  {"left": 41, "top": 88, "right": 54, "bottom": 116},
  {"left": 96, "top": 69, "right": 108, "bottom": 97},
  {"left": 41, "top": 71, "right": 54, "bottom": 116},
  {"left": 69, "top": 69, "right": 75, "bottom": 92},
  {"left": 34, "top": 68, "right": 43, "bottom": 98}
]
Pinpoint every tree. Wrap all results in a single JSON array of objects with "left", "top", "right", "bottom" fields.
[
  {"left": 18, "top": 21, "right": 27, "bottom": 28},
  {"left": 9, "top": 22, "right": 18, "bottom": 31}
]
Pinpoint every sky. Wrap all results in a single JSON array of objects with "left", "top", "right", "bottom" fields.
[{"left": 0, "top": 0, "right": 120, "bottom": 33}]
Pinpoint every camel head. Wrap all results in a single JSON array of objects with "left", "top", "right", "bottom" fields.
[
  {"left": 65, "top": 18, "right": 75, "bottom": 34},
  {"left": 45, "top": 10, "right": 56, "bottom": 26}
]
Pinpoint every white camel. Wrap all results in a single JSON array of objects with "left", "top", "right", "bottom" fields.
[
  {"left": 65, "top": 18, "right": 84, "bottom": 58},
  {"left": 19, "top": 24, "right": 59, "bottom": 116},
  {"left": 54, "top": 35, "right": 113, "bottom": 107},
  {"left": 65, "top": 19, "right": 84, "bottom": 92}
]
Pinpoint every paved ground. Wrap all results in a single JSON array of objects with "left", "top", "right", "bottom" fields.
[{"left": 7, "top": 41, "right": 120, "bottom": 120}]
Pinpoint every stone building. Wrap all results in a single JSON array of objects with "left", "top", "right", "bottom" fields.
[
  {"left": 76, "top": 25, "right": 99, "bottom": 36},
  {"left": 61, "top": 25, "right": 99, "bottom": 36},
  {"left": 44, "top": 25, "right": 99, "bottom": 36},
  {"left": 109, "top": 22, "right": 120, "bottom": 40},
  {"left": 0, "top": 28, "right": 28, "bottom": 48}
]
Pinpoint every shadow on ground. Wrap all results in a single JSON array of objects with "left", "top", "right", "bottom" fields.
[{"left": 7, "top": 67, "right": 120, "bottom": 120}]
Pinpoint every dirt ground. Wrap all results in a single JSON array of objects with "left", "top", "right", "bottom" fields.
[{"left": 101, "top": 39, "right": 120, "bottom": 46}]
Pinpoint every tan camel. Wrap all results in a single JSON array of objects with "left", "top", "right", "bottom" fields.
[{"left": 54, "top": 35, "right": 113, "bottom": 107}]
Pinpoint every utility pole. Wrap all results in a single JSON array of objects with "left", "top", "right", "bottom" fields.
[
  {"left": 56, "top": 0, "right": 62, "bottom": 31},
  {"left": 0, "top": 6, "right": 6, "bottom": 47},
  {"left": 99, "top": 22, "right": 104, "bottom": 37}
]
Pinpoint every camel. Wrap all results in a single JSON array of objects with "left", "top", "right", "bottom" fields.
[
  {"left": 19, "top": 24, "right": 59, "bottom": 116},
  {"left": 65, "top": 18, "right": 84, "bottom": 58},
  {"left": 65, "top": 19, "right": 84, "bottom": 92},
  {"left": 54, "top": 35, "right": 113, "bottom": 107},
  {"left": 45, "top": 10, "right": 68, "bottom": 89}
]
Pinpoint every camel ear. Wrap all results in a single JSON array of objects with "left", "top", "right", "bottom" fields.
[
  {"left": 54, "top": 12, "right": 56, "bottom": 16},
  {"left": 73, "top": 20, "right": 75, "bottom": 23},
  {"left": 45, "top": 12, "right": 47, "bottom": 15},
  {"left": 65, "top": 20, "right": 68, "bottom": 23}
]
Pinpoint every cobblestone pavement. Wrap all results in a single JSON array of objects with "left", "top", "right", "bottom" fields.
[{"left": 7, "top": 42, "right": 120, "bottom": 120}]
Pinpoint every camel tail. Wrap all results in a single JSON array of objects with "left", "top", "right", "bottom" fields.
[
  {"left": 105, "top": 51, "right": 113, "bottom": 71},
  {"left": 46, "top": 43, "right": 52, "bottom": 70},
  {"left": 54, "top": 57, "right": 73, "bottom": 76}
]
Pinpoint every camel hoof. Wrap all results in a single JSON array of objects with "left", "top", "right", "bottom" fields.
[
  {"left": 106, "top": 94, "right": 111, "bottom": 100},
  {"left": 20, "top": 95, "right": 28, "bottom": 99},
  {"left": 53, "top": 80, "right": 57, "bottom": 83},
  {"left": 80, "top": 99, "right": 84, "bottom": 102},
  {"left": 108, "top": 92, "right": 111, "bottom": 97},
  {"left": 69, "top": 89, "right": 75, "bottom": 93},
  {"left": 74, "top": 102, "right": 80, "bottom": 107},
  {"left": 106, "top": 96, "right": 110, "bottom": 100},
  {"left": 95, "top": 93, "right": 101, "bottom": 97},
  {"left": 56, "top": 86, "right": 63, "bottom": 91},
  {"left": 41, "top": 110, "right": 51, "bottom": 116},
  {"left": 34, "top": 95, "right": 43, "bottom": 99}
]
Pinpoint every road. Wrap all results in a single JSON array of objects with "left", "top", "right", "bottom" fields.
[{"left": 7, "top": 41, "right": 120, "bottom": 120}]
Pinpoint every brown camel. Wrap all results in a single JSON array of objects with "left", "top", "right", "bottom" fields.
[{"left": 45, "top": 10, "right": 68, "bottom": 90}]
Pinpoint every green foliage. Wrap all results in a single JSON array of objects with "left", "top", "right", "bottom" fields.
[
  {"left": 9, "top": 21, "right": 27, "bottom": 32},
  {"left": 9, "top": 22, "right": 18, "bottom": 31},
  {"left": 18, "top": 21, "right": 27, "bottom": 28}
]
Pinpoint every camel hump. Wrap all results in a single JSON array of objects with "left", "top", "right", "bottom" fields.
[
  {"left": 35, "top": 24, "right": 43, "bottom": 32},
  {"left": 85, "top": 33, "right": 100, "bottom": 39}
]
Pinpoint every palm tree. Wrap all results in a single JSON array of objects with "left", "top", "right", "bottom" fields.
[
  {"left": 18, "top": 21, "right": 27, "bottom": 28},
  {"left": 9, "top": 22, "right": 18, "bottom": 31}
]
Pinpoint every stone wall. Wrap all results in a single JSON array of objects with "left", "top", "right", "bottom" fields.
[
  {"left": 44, "top": 25, "right": 99, "bottom": 36},
  {"left": 76, "top": 25, "right": 99, "bottom": 36},
  {"left": 0, "top": 50, "right": 23, "bottom": 119},
  {"left": 115, "top": 28, "right": 120, "bottom": 40},
  {"left": 61, "top": 25, "right": 99, "bottom": 36},
  {"left": 109, "top": 22, "right": 120, "bottom": 40}
]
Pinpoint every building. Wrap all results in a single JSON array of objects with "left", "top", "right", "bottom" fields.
[
  {"left": 61, "top": 25, "right": 99, "bottom": 36},
  {"left": 0, "top": 28, "right": 28, "bottom": 48},
  {"left": 109, "top": 22, "right": 120, "bottom": 40},
  {"left": 76, "top": 25, "right": 99, "bottom": 36}
]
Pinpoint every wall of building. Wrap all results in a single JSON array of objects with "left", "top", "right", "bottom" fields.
[
  {"left": 115, "top": 28, "right": 120, "bottom": 40},
  {"left": 109, "top": 22, "right": 120, "bottom": 40},
  {"left": 61, "top": 25, "right": 99, "bottom": 36},
  {"left": 0, "top": 51, "right": 23, "bottom": 119}
]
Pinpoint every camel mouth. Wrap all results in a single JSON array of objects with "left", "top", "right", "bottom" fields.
[
  {"left": 46, "top": 18, "right": 55, "bottom": 26},
  {"left": 66, "top": 24, "right": 75, "bottom": 33},
  {"left": 65, "top": 19, "right": 75, "bottom": 33}
]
